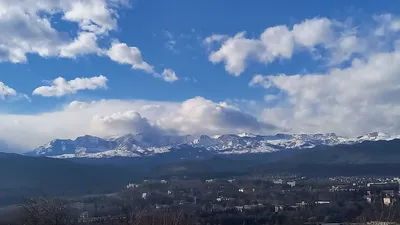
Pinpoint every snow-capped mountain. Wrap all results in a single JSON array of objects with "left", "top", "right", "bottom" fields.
[{"left": 24, "top": 132, "right": 400, "bottom": 158}]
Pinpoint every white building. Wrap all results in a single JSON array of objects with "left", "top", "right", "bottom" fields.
[
  {"left": 273, "top": 179, "right": 283, "bottom": 184},
  {"left": 142, "top": 192, "right": 148, "bottom": 199},
  {"left": 287, "top": 181, "right": 296, "bottom": 187},
  {"left": 126, "top": 183, "right": 139, "bottom": 189},
  {"left": 383, "top": 197, "right": 392, "bottom": 206},
  {"left": 315, "top": 201, "right": 330, "bottom": 205}
]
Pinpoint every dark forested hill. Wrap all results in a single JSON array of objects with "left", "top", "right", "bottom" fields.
[
  {"left": 0, "top": 153, "right": 136, "bottom": 206},
  {"left": 256, "top": 139, "right": 400, "bottom": 176},
  {"left": 280, "top": 139, "right": 400, "bottom": 164},
  {"left": 2, "top": 139, "right": 400, "bottom": 205}
]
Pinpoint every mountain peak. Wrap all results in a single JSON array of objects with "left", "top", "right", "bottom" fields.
[{"left": 237, "top": 132, "right": 257, "bottom": 138}]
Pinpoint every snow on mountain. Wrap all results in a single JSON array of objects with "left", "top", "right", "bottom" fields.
[
  {"left": 237, "top": 132, "right": 257, "bottom": 138},
  {"left": 24, "top": 132, "right": 400, "bottom": 158},
  {"left": 354, "top": 132, "right": 393, "bottom": 142}
]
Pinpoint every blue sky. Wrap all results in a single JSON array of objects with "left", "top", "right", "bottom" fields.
[{"left": 1, "top": 0, "right": 400, "bottom": 151}]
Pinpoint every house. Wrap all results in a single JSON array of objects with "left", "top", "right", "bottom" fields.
[
  {"left": 126, "top": 183, "right": 139, "bottom": 189},
  {"left": 315, "top": 201, "right": 330, "bottom": 205},
  {"left": 383, "top": 197, "right": 392, "bottom": 206},
  {"left": 142, "top": 192, "right": 148, "bottom": 199},
  {"left": 296, "top": 201, "right": 308, "bottom": 207},
  {"left": 287, "top": 181, "right": 296, "bottom": 187},
  {"left": 235, "top": 206, "right": 244, "bottom": 212},
  {"left": 364, "top": 195, "right": 372, "bottom": 204},
  {"left": 273, "top": 179, "right": 283, "bottom": 184},
  {"left": 274, "top": 205, "right": 284, "bottom": 212}
]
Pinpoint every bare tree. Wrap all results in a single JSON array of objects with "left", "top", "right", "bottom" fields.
[{"left": 19, "top": 195, "right": 79, "bottom": 225}]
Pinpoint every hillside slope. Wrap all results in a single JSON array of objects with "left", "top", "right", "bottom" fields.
[{"left": 0, "top": 153, "right": 135, "bottom": 206}]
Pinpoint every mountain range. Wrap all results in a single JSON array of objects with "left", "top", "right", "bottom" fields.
[
  {"left": 3, "top": 133, "right": 400, "bottom": 206},
  {"left": 24, "top": 131, "right": 397, "bottom": 159}
]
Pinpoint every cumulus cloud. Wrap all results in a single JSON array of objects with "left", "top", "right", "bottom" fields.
[
  {"left": 0, "top": 97, "right": 274, "bottom": 151},
  {"left": 92, "top": 111, "right": 163, "bottom": 136},
  {"left": 208, "top": 32, "right": 261, "bottom": 76},
  {"left": 0, "top": 82, "right": 17, "bottom": 99},
  {"left": 0, "top": 0, "right": 179, "bottom": 82},
  {"left": 0, "top": 0, "right": 126, "bottom": 62},
  {"left": 207, "top": 18, "right": 332, "bottom": 75},
  {"left": 0, "top": 81, "right": 28, "bottom": 101},
  {"left": 158, "top": 97, "right": 275, "bottom": 135},
  {"left": 60, "top": 32, "right": 102, "bottom": 58},
  {"left": 244, "top": 14, "right": 400, "bottom": 136},
  {"left": 204, "top": 34, "right": 228, "bottom": 45},
  {"left": 291, "top": 18, "right": 332, "bottom": 47},
  {"left": 107, "top": 42, "right": 155, "bottom": 73},
  {"left": 206, "top": 17, "right": 391, "bottom": 75},
  {"left": 106, "top": 42, "right": 181, "bottom": 82},
  {"left": 61, "top": 0, "right": 120, "bottom": 34},
  {"left": 230, "top": 13, "right": 400, "bottom": 137},
  {"left": 33, "top": 75, "right": 108, "bottom": 97},
  {"left": 254, "top": 44, "right": 400, "bottom": 136},
  {"left": 160, "top": 69, "right": 179, "bottom": 82}
]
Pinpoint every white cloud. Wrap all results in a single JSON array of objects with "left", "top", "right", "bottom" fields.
[
  {"left": 264, "top": 95, "right": 279, "bottom": 102},
  {"left": 107, "top": 42, "right": 155, "bottom": 73},
  {"left": 207, "top": 18, "right": 333, "bottom": 75},
  {"left": 0, "top": 97, "right": 274, "bottom": 151},
  {"left": 92, "top": 111, "right": 163, "bottom": 136},
  {"left": 62, "top": 0, "right": 120, "bottom": 34},
  {"left": 204, "top": 34, "right": 228, "bottom": 45},
  {"left": 206, "top": 17, "right": 392, "bottom": 75},
  {"left": 158, "top": 97, "right": 275, "bottom": 135},
  {"left": 209, "top": 32, "right": 261, "bottom": 76},
  {"left": 107, "top": 42, "right": 181, "bottom": 82},
  {"left": 0, "top": 0, "right": 180, "bottom": 82},
  {"left": 0, "top": 82, "right": 17, "bottom": 99},
  {"left": 0, "top": 6, "right": 62, "bottom": 63},
  {"left": 33, "top": 75, "right": 108, "bottom": 97},
  {"left": 160, "top": 69, "right": 179, "bottom": 82},
  {"left": 0, "top": 81, "right": 18, "bottom": 100},
  {"left": 249, "top": 74, "right": 274, "bottom": 89},
  {"left": 242, "top": 14, "right": 400, "bottom": 136},
  {"left": 0, "top": 0, "right": 126, "bottom": 62},
  {"left": 0, "top": 81, "right": 28, "bottom": 101},
  {"left": 60, "top": 32, "right": 101, "bottom": 58},
  {"left": 292, "top": 18, "right": 332, "bottom": 47},
  {"left": 255, "top": 45, "right": 400, "bottom": 136}
]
